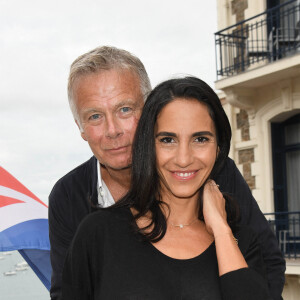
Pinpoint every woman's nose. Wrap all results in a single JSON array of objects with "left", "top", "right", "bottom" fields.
[{"left": 175, "top": 144, "right": 193, "bottom": 167}]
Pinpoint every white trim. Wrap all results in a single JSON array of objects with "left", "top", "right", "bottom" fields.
[
  {"left": 255, "top": 92, "right": 300, "bottom": 213},
  {"left": 97, "top": 161, "right": 115, "bottom": 208}
]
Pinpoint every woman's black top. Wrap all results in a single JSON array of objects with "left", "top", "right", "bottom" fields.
[{"left": 62, "top": 208, "right": 271, "bottom": 300}]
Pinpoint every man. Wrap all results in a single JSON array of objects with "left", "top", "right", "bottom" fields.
[{"left": 49, "top": 46, "right": 285, "bottom": 300}]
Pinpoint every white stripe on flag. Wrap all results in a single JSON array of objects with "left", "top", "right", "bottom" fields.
[{"left": 0, "top": 185, "right": 48, "bottom": 232}]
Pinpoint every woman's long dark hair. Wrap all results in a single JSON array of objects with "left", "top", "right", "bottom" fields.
[{"left": 111, "top": 76, "right": 239, "bottom": 242}]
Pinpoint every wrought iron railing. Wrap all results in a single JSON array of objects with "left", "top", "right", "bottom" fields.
[
  {"left": 215, "top": 0, "right": 300, "bottom": 79},
  {"left": 264, "top": 211, "right": 300, "bottom": 259}
]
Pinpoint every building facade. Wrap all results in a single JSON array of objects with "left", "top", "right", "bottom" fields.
[{"left": 215, "top": 0, "right": 300, "bottom": 298}]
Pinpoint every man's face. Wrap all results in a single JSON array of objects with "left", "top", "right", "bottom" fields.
[{"left": 73, "top": 69, "right": 144, "bottom": 171}]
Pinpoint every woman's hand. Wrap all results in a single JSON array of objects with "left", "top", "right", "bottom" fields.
[
  {"left": 202, "top": 180, "right": 231, "bottom": 237},
  {"left": 203, "top": 180, "right": 248, "bottom": 276}
]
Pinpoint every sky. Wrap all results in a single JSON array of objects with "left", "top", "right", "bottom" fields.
[{"left": 0, "top": 0, "right": 218, "bottom": 204}]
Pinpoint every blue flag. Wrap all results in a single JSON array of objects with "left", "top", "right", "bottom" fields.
[{"left": 0, "top": 166, "right": 51, "bottom": 290}]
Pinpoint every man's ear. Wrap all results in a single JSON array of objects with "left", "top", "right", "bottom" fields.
[{"left": 75, "top": 120, "right": 87, "bottom": 141}]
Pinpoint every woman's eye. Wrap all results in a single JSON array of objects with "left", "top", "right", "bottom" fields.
[
  {"left": 160, "top": 137, "right": 175, "bottom": 144},
  {"left": 195, "top": 136, "right": 209, "bottom": 143}
]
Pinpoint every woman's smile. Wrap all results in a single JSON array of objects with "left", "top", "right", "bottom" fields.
[{"left": 171, "top": 170, "right": 198, "bottom": 180}]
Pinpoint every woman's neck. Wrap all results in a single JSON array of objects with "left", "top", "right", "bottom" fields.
[{"left": 160, "top": 193, "right": 199, "bottom": 225}]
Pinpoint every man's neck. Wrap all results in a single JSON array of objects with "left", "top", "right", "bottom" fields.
[{"left": 100, "top": 165, "right": 131, "bottom": 202}]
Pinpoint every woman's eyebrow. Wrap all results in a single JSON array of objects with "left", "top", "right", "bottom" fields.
[
  {"left": 155, "top": 131, "right": 215, "bottom": 138},
  {"left": 192, "top": 131, "right": 214, "bottom": 137},
  {"left": 155, "top": 132, "right": 177, "bottom": 138}
]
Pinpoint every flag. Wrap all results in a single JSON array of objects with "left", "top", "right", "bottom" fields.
[{"left": 0, "top": 166, "right": 51, "bottom": 290}]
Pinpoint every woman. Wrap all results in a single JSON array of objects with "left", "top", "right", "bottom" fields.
[{"left": 62, "top": 77, "right": 271, "bottom": 299}]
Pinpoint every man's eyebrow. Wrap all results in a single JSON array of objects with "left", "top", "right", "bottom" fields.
[
  {"left": 155, "top": 132, "right": 177, "bottom": 138},
  {"left": 81, "top": 108, "right": 100, "bottom": 115},
  {"left": 114, "top": 99, "right": 136, "bottom": 109},
  {"left": 81, "top": 99, "right": 137, "bottom": 115}
]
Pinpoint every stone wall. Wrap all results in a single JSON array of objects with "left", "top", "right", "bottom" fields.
[
  {"left": 231, "top": 0, "right": 249, "bottom": 74},
  {"left": 236, "top": 109, "right": 250, "bottom": 141},
  {"left": 231, "top": 0, "right": 248, "bottom": 23},
  {"left": 238, "top": 148, "right": 255, "bottom": 189},
  {"left": 236, "top": 108, "right": 256, "bottom": 190}
]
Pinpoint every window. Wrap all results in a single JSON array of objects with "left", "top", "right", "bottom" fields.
[
  {"left": 272, "top": 114, "right": 300, "bottom": 213},
  {"left": 271, "top": 113, "right": 300, "bottom": 256}
]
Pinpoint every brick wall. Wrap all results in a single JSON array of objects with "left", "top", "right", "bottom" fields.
[
  {"left": 238, "top": 148, "right": 255, "bottom": 189},
  {"left": 236, "top": 107, "right": 255, "bottom": 189}
]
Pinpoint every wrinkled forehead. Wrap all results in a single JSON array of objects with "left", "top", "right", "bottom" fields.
[
  {"left": 74, "top": 68, "right": 140, "bottom": 89},
  {"left": 72, "top": 69, "right": 144, "bottom": 105}
]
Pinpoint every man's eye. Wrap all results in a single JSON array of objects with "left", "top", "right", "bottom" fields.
[
  {"left": 120, "top": 107, "right": 132, "bottom": 113},
  {"left": 89, "top": 114, "right": 100, "bottom": 120},
  {"left": 159, "top": 137, "right": 175, "bottom": 143}
]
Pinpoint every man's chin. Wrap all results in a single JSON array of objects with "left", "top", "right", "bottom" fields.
[
  {"left": 114, "top": 163, "right": 132, "bottom": 171},
  {"left": 100, "top": 162, "right": 132, "bottom": 171}
]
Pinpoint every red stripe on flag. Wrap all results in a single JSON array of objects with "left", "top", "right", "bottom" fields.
[
  {"left": 0, "top": 195, "right": 25, "bottom": 208},
  {"left": 0, "top": 167, "right": 47, "bottom": 208}
]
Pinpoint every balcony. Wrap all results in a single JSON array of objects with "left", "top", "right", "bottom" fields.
[
  {"left": 265, "top": 211, "right": 300, "bottom": 274},
  {"left": 265, "top": 211, "right": 300, "bottom": 257},
  {"left": 215, "top": 0, "right": 300, "bottom": 80}
]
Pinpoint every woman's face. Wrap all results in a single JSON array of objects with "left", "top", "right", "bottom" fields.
[{"left": 155, "top": 98, "right": 218, "bottom": 201}]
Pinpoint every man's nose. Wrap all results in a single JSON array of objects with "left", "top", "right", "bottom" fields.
[
  {"left": 105, "top": 115, "right": 123, "bottom": 138},
  {"left": 175, "top": 143, "right": 193, "bottom": 167}
]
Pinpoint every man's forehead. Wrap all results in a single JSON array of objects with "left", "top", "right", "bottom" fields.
[
  {"left": 73, "top": 71, "right": 144, "bottom": 115},
  {"left": 74, "top": 69, "right": 141, "bottom": 96},
  {"left": 79, "top": 69, "right": 137, "bottom": 85}
]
